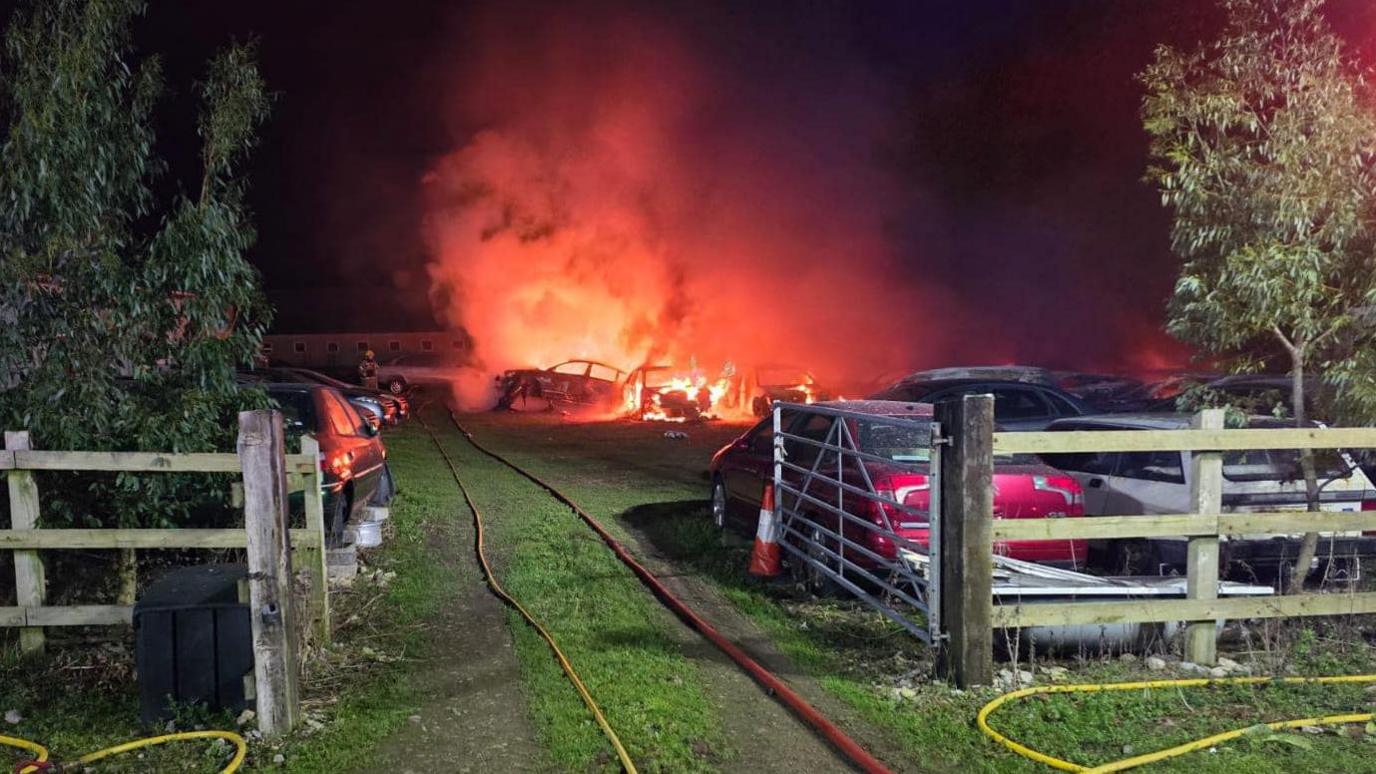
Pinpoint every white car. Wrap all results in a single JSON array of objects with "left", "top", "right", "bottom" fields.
[
  {"left": 376, "top": 353, "right": 467, "bottom": 394},
  {"left": 1041, "top": 414, "right": 1376, "bottom": 581}
]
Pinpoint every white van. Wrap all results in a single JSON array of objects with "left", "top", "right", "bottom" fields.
[{"left": 1041, "top": 414, "right": 1376, "bottom": 581}]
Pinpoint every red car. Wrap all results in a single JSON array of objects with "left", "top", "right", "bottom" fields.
[{"left": 708, "top": 400, "right": 1086, "bottom": 572}]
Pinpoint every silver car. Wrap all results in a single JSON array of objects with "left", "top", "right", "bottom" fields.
[{"left": 1041, "top": 413, "right": 1376, "bottom": 579}]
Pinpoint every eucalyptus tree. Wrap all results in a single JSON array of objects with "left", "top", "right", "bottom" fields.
[
  {"left": 1140, "top": 0, "right": 1376, "bottom": 590},
  {"left": 0, "top": 0, "right": 272, "bottom": 597}
]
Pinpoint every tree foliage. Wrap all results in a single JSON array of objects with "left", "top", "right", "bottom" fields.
[
  {"left": 0, "top": 0, "right": 272, "bottom": 528},
  {"left": 1140, "top": 0, "right": 1376, "bottom": 424}
]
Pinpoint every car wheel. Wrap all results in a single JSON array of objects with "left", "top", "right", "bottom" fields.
[
  {"left": 800, "top": 525, "right": 841, "bottom": 595},
  {"left": 387, "top": 376, "right": 407, "bottom": 395},
  {"left": 1115, "top": 539, "right": 1157, "bottom": 576},
  {"left": 327, "top": 492, "right": 350, "bottom": 548},
  {"left": 711, "top": 479, "right": 728, "bottom": 529}
]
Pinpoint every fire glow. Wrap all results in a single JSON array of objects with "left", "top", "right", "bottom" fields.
[
  {"left": 421, "top": 6, "right": 1193, "bottom": 413},
  {"left": 423, "top": 7, "right": 929, "bottom": 411}
]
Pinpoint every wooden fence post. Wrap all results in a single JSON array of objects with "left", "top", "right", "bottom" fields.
[
  {"left": 237, "top": 410, "right": 300, "bottom": 736},
  {"left": 937, "top": 394, "right": 995, "bottom": 687},
  {"left": 299, "top": 434, "right": 330, "bottom": 646},
  {"left": 6, "top": 431, "right": 45, "bottom": 654},
  {"left": 1185, "top": 408, "right": 1225, "bottom": 665}
]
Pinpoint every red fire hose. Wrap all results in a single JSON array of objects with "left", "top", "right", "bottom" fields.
[{"left": 447, "top": 411, "right": 894, "bottom": 774}]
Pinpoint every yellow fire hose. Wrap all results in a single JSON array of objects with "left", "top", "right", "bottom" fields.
[
  {"left": 2, "top": 729, "right": 246, "bottom": 773},
  {"left": 977, "top": 674, "right": 1376, "bottom": 773}
]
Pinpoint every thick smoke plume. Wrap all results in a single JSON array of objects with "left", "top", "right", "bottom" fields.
[{"left": 424, "top": 6, "right": 941, "bottom": 406}]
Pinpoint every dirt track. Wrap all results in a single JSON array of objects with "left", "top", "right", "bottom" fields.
[{"left": 365, "top": 508, "right": 546, "bottom": 773}]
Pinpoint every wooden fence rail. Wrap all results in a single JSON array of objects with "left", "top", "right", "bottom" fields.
[
  {"left": 1, "top": 411, "right": 330, "bottom": 735},
  {"left": 941, "top": 400, "right": 1376, "bottom": 687}
]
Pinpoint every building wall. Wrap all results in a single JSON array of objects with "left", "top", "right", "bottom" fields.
[{"left": 262, "top": 331, "right": 467, "bottom": 368}]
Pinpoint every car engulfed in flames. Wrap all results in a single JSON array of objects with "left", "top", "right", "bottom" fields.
[{"left": 622, "top": 363, "right": 740, "bottom": 422}]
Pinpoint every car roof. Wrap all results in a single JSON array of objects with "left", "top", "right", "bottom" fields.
[
  {"left": 812, "top": 399, "right": 935, "bottom": 417},
  {"left": 910, "top": 366, "right": 1053, "bottom": 384},
  {"left": 1048, "top": 412, "right": 1319, "bottom": 431},
  {"left": 893, "top": 377, "right": 1061, "bottom": 392}
]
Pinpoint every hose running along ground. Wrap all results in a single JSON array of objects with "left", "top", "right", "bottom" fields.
[
  {"left": 977, "top": 674, "right": 1376, "bottom": 773},
  {"left": 2, "top": 730, "right": 247, "bottom": 773},
  {"left": 447, "top": 411, "right": 895, "bottom": 774},
  {"left": 419, "top": 415, "right": 639, "bottom": 773}
]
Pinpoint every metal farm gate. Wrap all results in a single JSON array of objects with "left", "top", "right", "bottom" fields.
[{"left": 771, "top": 402, "right": 942, "bottom": 643}]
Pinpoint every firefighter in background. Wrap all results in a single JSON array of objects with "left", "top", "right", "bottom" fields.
[{"left": 358, "top": 350, "right": 379, "bottom": 390}]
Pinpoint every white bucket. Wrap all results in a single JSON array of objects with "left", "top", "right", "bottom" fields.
[
  {"left": 365, "top": 505, "right": 390, "bottom": 523},
  {"left": 352, "top": 520, "right": 383, "bottom": 548}
]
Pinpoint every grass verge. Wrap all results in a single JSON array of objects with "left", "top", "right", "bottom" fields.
[{"left": 0, "top": 421, "right": 471, "bottom": 772}]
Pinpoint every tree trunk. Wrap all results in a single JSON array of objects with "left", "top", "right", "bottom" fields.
[
  {"left": 116, "top": 548, "right": 138, "bottom": 605},
  {"left": 1287, "top": 351, "right": 1321, "bottom": 594}
]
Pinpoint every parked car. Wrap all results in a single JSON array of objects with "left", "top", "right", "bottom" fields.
[
  {"left": 1041, "top": 413, "right": 1376, "bottom": 579},
  {"left": 495, "top": 359, "right": 625, "bottom": 410},
  {"left": 264, "top": 383, "right": 388, "bottom": 547},
  {"left": 868, "top": 377, "right": 1090, "bottom": 430},
  {"left": 1092, "top": 373, "right": 1217, "bottom": 413},
  {"left": 240, "top": 368, "right": 404, "bottom": 427},
  {"left": 377, "top": 353, "right": 468, "bottom": 395},
  {"left": 709, "top": 400, "right": 1087, "bottom": 588},
  {"left": 279, "top": 366, "right": 409, "bottom": 424}
]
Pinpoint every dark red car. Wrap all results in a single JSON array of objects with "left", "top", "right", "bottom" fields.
[
  {"left": 266, "top": 383, "right": 388, "bottom": 547},
  {"left": 708, "top": 400, "right": 1087, "bottom": 571}
]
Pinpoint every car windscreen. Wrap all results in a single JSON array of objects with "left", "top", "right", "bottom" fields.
[{"left": 1222, "top": 449, "right": 1350, "bottom": 482}]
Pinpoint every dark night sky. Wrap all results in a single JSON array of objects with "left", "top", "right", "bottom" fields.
[{"left": 10, "top": 1, "right": 1376, "bottom": 364}]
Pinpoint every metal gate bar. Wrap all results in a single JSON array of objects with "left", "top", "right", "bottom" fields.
[{"left": 771, "top": 402, "right": 942, "bottom": 645}]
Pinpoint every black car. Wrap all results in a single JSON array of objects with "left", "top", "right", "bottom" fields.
[{"left": 867, "top": 377, "right": 1090, "bottom": 430}]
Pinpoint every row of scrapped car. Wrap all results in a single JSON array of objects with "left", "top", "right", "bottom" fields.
[
  {"left": 709, "top": 365, "right": 1376, "bottom": 588},
  {"left": 237, "top": 367, "right": 410, "bottom": 548}
]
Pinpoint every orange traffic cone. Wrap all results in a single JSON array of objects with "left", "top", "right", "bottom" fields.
[{"left": 748, "top": 483, "right": 782, "bottom": 577}]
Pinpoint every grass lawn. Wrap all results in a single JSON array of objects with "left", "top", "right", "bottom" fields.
[{"left": 457, "top": 410, "right": 1376, "bottom": 774}]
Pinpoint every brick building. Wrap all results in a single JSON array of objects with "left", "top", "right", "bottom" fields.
[{"left": 262, "top": 331, "right": 468, "bottom": 369}]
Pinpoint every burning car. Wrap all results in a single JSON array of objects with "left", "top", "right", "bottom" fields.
[
  {"left": 745, "top": 365, "right": 827, "bottom": 416},
  {"left": 623, "top": 363, "right": 732, "bottom": 422},
  {"left": 495, "top": 359, "right": 626, "bottom": 410}
]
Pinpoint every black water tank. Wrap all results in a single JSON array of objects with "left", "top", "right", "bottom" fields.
[{"left": 134, "top": 564, "right": 253, "bottom": 724}]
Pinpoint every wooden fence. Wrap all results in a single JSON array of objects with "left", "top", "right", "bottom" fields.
[
  {"left": 1, "top": 410, "right": 329, "bottom": 735},
  {"left": 939, "top": 396, "right": 1376, "bottom": 687}
]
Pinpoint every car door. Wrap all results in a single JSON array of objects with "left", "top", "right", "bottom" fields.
[
  {"left": 722, "top": 419, "right": 775, "bottom": 525},
  {"left": 1101, "top": 449, "right": 1189, "bottom": 515},
  {"left": 585, "top": 363, "right": 622, "bottom": 405}
]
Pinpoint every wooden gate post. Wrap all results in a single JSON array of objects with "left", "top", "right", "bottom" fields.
[
  {"left": 237, "top": 410, "right": 300, "bottom": 736},
  {"left": 299, "top": 434, "right": 330, "bottom": 646},
  {"left": 6, "top": 431, "right": 46, "bottom": 654},
  {"left": 1185, "top": 408, "right": 1225, "bottom": 665},
  {"left": 936, "top": 394, "right": 995, "bottom": 687}
]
